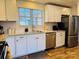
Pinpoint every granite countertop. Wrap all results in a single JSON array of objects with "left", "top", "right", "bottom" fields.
[
  {"left": 7, "top": 32, "right": 45, "bottom": 36},
  {"left": 6, "top": 30, "right": 65, "bottom": 36},
  {"left": 42, "top": 30, "right": 65, "bottom": 33}
]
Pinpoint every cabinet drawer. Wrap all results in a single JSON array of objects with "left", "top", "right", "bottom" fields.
[
  {"left": 60, "top": 32, "right": 65, "bottom": 35},
  {"left": 56, "top": 32, "right": 65, "bottom": 35},
  {"left": 34, "top": 34, "right": 45, "bottom": 39},
  {"left": 15, "top": 35, "right": 26, "bottom": 38},
  {"left": 15, "top": 35, "right": 26, "bottom": 40},
  {"left": 56, "top": 31, "right": 65, "bottom": 47}
]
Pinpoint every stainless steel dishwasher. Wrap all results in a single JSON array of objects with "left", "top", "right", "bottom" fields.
[{"left": 46, "top": 32, "right": 56, "bottom": 49}]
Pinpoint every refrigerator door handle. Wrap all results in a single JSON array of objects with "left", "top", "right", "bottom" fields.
[{"left": 74, "top": 18, "right": 77, "bottom": 34}]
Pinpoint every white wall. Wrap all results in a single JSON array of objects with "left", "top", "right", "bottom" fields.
[
  {"left": 0, "top": 2, "right": 45, "bottom": 34},
  {"left": 0, "top": 22, "right": 16, "bottom": 34},
  {"left": 44, "top": 22, "right": 57, "bottom": 31},
  {"left": 0, "top": 22, "right": 32, "bottom": 34},
  {"left": 17, "top": 1, "right": 45, "bottom": 32},
  {"left": 17, "top": 1, "right": 44, "bottom": 10}
]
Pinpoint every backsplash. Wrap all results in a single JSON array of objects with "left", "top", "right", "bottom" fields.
[
  {"left": 44, "top": 22, "right": 57, "bottom": 31},
  {"left": 0, "top": 22, "right": 57, "bottom": 34},
  {"left": 0, "top": 22, "right": 16, "bottom": 34},
  {"left": 0, "top": 22, "right": 32, "bottom": 34}
]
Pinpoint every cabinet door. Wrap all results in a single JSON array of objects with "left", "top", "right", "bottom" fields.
[
  {"left": 45, "top": 5, "right": 61, "bottom": 22},
  {"left": 15, "top": 35, "right": 27, "bottom": 57},
  {"left": 48, "top": 5, "right": 55, "bottom": 22},
  {"left": 54, "top": 6, "right": 62, "bottom": 22},
  {"left": 45, "top": 5, "right": 55, "bottom": 22},
  {"left": 6, "top": 36, "right": 15, "bottom": 58},
  {"left": 0, "top": 0, "right": 6, "bottom": 21},
  {"left": 62, "top": 8, "right": 71, "bottom": 15},
  {"left": 6, "top": 0, "right": 19, "bottom": 21},
  {"left": 27, "top": 35, "right": 38, "bottom": 54},
  {"left": 37, "top": 34, "right": 46, "bottom": 51},
  {"left": 60, "top": 32, "right": 65, "bottom": 45},
  {"left": 56, "top": 31, "right": 65, "bottom": 47},
  {"left": 56, "top": 32, "right": 62, "bottom": 47}
]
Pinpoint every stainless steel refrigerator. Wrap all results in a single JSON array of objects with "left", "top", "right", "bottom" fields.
[{"left": 61, "top": 15, "right": 78, "bottom": 48}]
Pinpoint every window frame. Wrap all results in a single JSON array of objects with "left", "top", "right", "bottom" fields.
[{"left": 18, "top": 7, "right": 44, "bottom": 26}]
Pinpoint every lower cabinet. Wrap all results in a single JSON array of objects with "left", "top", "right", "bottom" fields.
[
  {"left": 55, "top": 31, "right": 65, "bottom": 48},
  {"left": 37, "top": 34, "right": 46, "bottom": 51},
  {"left": 27, "top": 35, "right": 38, "bottom": 54},
  {"left": 6, "top": 36, "right": 16, "bottom": 58},
  {"left": 27, "top": 33, "right": 46, "bottom": 54},
  {"left": 15, "top": 35, "right": 27, "bottom": 57},
  {"left": 6, "top": 33, "right": 46, "bottom": 58}
]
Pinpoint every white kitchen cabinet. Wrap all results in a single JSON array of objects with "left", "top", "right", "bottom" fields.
[
  {"left": 15, "top": 35, "right": 27, "bottom": 57},
  {"left": 6, "top": 36, "right": 16, "bottom": 58},
  {"left": 0, "top": 0, "right": 6, "bottom": 21},
  {"left": 45, "top": 5, "right": 55, "bottom": 22},
  {"left": 6, "top": 33, "right": 46, "bottom": 57},
  {"left": 62, "top": 7, "right": 71, "bottom": 15},
  {"left": 45, "top": 5, "right": 62, "bottom": 22},
  {"left": 54, "top": 6, "right": 62, "bottom": 22},
  {"left": 36, "top": 34, "right": 46, "bottom": 51},
  {"left": 5, "top": 0, "right": 19, "bottom": 21},
  {"left": 27, "top": 35, "right": 38, "bottom": 54},
  {"left": 55, "top": 31, "right": 65, "bottom": 48},
  {"left": 27, "top": 33, "right": 46, "bottom": 54}
]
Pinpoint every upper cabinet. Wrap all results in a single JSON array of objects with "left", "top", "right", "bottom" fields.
[
  {"left": 45, "top": 5, "right": 71, "bottom": 22},
  {"left": 0, "top": 0, "right": 6, "bottom": 21},
  {"left": 62, "top": 7, "right": 71, "bottom": 15},
  {"left": 0, "top": 0, "right": 19, "bottom": 21},
  {"left": 45, "top": 5, "right": 62, "bottom": 22},
  {"left": 5, "top": 0, "right": 19, "bottom": 21},
  {"left": 54, "top": 6, "right": 62, "bottom": 22}
]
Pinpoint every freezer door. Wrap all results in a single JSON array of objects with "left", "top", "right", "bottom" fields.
[
  {"left": 73, "top": 16, "right": 78, "bottom": 35},
  {"left": 68, "top": 16, "right": 78, "bottom": 36},
  {"left": 67, "top": 36, "right": 78, "bottom": 48},
  {"left": 61, "top": 15, "right": 69, "bottom": 30}
]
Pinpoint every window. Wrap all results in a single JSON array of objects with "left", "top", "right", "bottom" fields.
[
  {"left": 32, "top": 10, "right": 43, "bottom": 26},
  {"left": 19, "top": 8, "right": 31, "bottom": 25},
  {"left": 18, "top": 8, "right": 44, "bottom": 26}
]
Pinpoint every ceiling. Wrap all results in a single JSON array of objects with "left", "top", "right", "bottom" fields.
[{"left": 17, "top": 0, "right": 78, "bottom": 7}]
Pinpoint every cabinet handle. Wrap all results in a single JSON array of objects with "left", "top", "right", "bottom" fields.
[
  {"left": 36, "top": 37, "right": 39, "bottom": 39},
  {"left": 16, "top": 40, "right": 18, "bottom": 42},
  {"left": 20, "top": 37, "right": 24, "bottom": 38}
]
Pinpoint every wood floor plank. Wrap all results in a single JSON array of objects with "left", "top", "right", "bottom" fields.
[{"left": 14, "top": 45, "right": 79, "bottom": 59}]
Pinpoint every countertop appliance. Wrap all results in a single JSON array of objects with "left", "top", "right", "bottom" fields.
[
  {"left": 46, "top": 32, "right": 56, "bottom": 49},
  {"left": 53, "top": 22, "right": 65, "bottom": 30},
  {"left": 53, "top": 25, "right": 58, "bottom": 30},
  {"left": 57, "top": 22, "right": 65, "bottom": 30},
  {"left": 25, "top": 28, "right": 28, "bottom": 32},
  {"left": 61, "top": 15, "right": 79, "bottom": 48},
  {"left": 0, "top": 25, "right": 4, "bottom": 34}
]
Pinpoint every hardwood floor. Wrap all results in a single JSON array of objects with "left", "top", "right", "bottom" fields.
[{"left": 14, "top": 45, "right": 79, "bottom": 59}]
